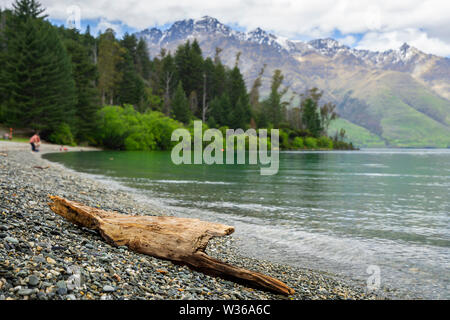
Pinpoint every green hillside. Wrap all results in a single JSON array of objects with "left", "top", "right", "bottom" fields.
[
  {"left": 350, "top": 72, "right": 450, "bottom": 148},
  {"left": 328, "top": 118, "right": 386, "bottom": 148}
]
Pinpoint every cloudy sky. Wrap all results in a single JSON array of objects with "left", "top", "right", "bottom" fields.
[{"left": 1, "top": 0, "right": 450, "bottom": 56}]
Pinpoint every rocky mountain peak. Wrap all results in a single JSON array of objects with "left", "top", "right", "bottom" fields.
[
  {"left": 307, "top": 38, "right": 349, "bottom": 56},
  {"left": 309, "top": 38, "right": 344, "bottom": 49},
  {"left": 193, "top": 16, "right": 232, "bottom": 35}
]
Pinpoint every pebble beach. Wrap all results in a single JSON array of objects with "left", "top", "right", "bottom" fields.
[{"left": 0, "top": 141, "right": 391, "bottom": 300}]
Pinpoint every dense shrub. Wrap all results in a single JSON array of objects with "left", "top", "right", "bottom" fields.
[
  {"left": 317, "top": 136, "right": 333, "bottom": 149},
  {"left": 292, "top": 137, "right": 304, "bottom": 149},
  {"left": 279, "top": 130, "right": 290, "bottom": 149},
  {"left": 48, "top": 123, "right": 76, "bottom": 146},
  {"left": 96, "top": 105, "right": 183, "bottom": 150},
  {"left": 304, "top": 137, "right": 318, "bottom": 149}
]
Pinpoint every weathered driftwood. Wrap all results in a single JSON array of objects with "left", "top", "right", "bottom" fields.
[
  {"left": 48, "top": 195, "right": 294, "bottom": 296},
  {"left": 33, "top": 165, "right": 50, "bottom": 170}
]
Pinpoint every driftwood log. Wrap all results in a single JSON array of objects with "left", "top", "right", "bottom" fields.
[
  {"left": 48, "top": 195, "right": 294, "bottom": 296},
  {"left": 33, "top": 165, "right": 50, "bottom": 170}
]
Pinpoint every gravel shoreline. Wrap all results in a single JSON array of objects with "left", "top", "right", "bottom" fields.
[{"left": 0, "top": 141, "right": 393, "bottom": 300}]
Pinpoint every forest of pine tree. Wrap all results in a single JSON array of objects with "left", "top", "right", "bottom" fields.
[{"left": 0, "top": 0, "right": 354, "bottom": 150}]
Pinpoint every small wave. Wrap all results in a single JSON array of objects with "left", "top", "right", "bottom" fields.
[
  {"left": 153, "top": 179, "right": 235, "bottom": 185},
  {"left": 363, "top": 163, "right": 389, "bottom": 168}
]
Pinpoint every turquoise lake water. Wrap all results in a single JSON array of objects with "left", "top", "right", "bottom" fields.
[{"left": 44, "top": 149, "right": 450, "bottom": 299}]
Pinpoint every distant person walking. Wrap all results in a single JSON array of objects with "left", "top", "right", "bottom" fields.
[{"left": 30, "top": 132, "right": 41, "bottom": 152}]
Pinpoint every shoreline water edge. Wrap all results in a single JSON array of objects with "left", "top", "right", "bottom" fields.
[{"left": 0, "top": 141, "right": 404, "bottom": 300}]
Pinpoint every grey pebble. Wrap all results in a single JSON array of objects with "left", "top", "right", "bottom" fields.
[
  {"left": 103, "top": 285, "right": 115, "bottom": 292},
  {"left": 18, "top": 288, "right": 34, "bottom": 296},
  {"left": 28, "top": 275, "right": 40, "bottom": 286},
  {"left": 4, "top": 237, "right": 19, "bottom": 244},
  {"left": 57, "top": 287, "right": 68, "bottom": 295}
]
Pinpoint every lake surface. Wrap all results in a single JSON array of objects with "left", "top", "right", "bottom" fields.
[{"left": 44, "top": 149, "right": 450, "bottom": 299}]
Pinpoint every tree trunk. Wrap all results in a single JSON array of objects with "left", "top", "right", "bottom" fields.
[
  {"left": 202, "top": 73, "right": 207, "bottom": 122},
  {"left": 48, "top": 195, "right": 294, "bottom": 296},
  {"left": 163, "top": 72, "right": 172, "bottom": 115},
  {"left": 101, "top": 89, "right": 105, "bottom": 106}
]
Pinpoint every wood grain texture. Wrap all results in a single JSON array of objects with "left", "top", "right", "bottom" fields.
[{"left": 48, "top": 195, "right": 295, "bottom": 295}]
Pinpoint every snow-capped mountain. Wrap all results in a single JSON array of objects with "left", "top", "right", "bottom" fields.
[
  {"left": 138, "top": 16, "right": 294, "bottom": 52},
  {"left": 137, "top": 16, "right": 440, "bottom": 70},
  {"left": 135, "top": 16, "right": 450, "bottom": 148}
]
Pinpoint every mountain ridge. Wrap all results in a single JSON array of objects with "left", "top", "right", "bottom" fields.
[{"left": 138, "top": 16, "right": 449, "bottom": 69}]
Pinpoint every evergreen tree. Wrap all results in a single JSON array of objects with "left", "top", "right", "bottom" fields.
[
  {"left": 230, "top": 98, "right": 246, "bottom": 129},
  {"left": 174, "top": 40, "right": 204, "bottom": 116},
  {"left": 226, "top": 66, "right": 251, "bottom": 127},
  {"left": 210, "top": 93, "right": 232, "bottom": 127},
  {"left": 11, "top": 0, "right": 46, "bottom": 20},
  {"left": 264, "top": 69, "right": 288, "bottom": 128},
  {"left": 120, "top": 33, "right": 138, "bottom": 63},
  {"left": 60, "top": 28, "right": 99, "bottom": 142},
  {"left": 117, "top": 51, "right": 145, "bottom": 109},
  {"left": 98, "top": 28, "right": 124, "bottom": 105},
  {"left": 160, "top": 53, "right": 178, "bottom": 115},
  {"left": 301, "top": 88, "right": 323, "bottom": 137},
  {"left": 0, "top": 9, "right": 11, "bottom": 122},
  {"left": 171, "top": 81, "right": 191, "bottom": 124},
  {"left": 0, "top": 0, "right": 77, "bottom": 134},
  {"left": 136, "top": 38, "right": 151, "bottom": 80},
  {"left": 203, "top": 57, "right": 216, "bottom": 100},
  {"left": 208, "top": 96, "right": 222, "bottom": 128},
  {"left": 83, "top": 25, "right": 98, "bottom": 63},
  {"left": 213, "top": 48, "right": 227, "bottom": 97}
]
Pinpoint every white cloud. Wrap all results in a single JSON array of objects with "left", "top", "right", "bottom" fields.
[
  {"left": 357, "top": 28, "right": 450, "bottom": 56},
  {"left": 93, "top": 18, "right": 124, "bottom": 36},
  {"left": 339, "top": 35, "right": 357, "bottom": 47},
  {"left": 1, "top": 0, "right": 449, "bottom": 56}
]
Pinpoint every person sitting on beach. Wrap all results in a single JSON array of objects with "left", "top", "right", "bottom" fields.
[{"left": 29, "top": 131, "right": 41, "bottom": 152}]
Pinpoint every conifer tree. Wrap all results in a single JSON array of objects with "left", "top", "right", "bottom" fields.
[
  {"left": 227, "top": 66, "right": 251, "bottom": 127},
  {"left": 1, "top": 0, "right": 77, "bottom": 134},
  {"left": 12, "top": 0, "right": 46, "bottom": 20},
  {"left": 117, "top": 51, "right": 145, "bottom": 109},
  {"left": 0, "top": 9, "right": 10, "bottom": 122},
  {"left": 208, "top": 96, "right": 222, "bottom": 128},
  {"left": 171, "top": 81, "right": 191, "bottom": 124},
  {"left": 230, "top": 98, "right": 247, "bottom": 129},
  {"left": 210, "top": 93, "right": 232, "bottom": 127},
  {"left": 264, "top": 69, "right": 288, "bottom": 128},
  {"left": 174, "top": 40, "right": 204, "bottom": 116},
  {"left": 212, "top": 48, "right": 226, "bottom": 97},
  {"left": 301, "top": 88, "right": 323, "bottom": 137},
  {"left": 60, "top": 28, "right": 99, "bottom": 142},
  {"left": 160, "top": 53, "right": 178, "bottom": 115},
  {"left": 98, "top": 28, "right": 124, "bottom": 105},
  {"left": 203, "top": 58, "right": 215, "bottom": 92},
  {"left": 121, "top": 33, "right": 138, "bottom": 63},
  {"left": 136, "top": 38, "right": 151, "bottom": 80}
]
